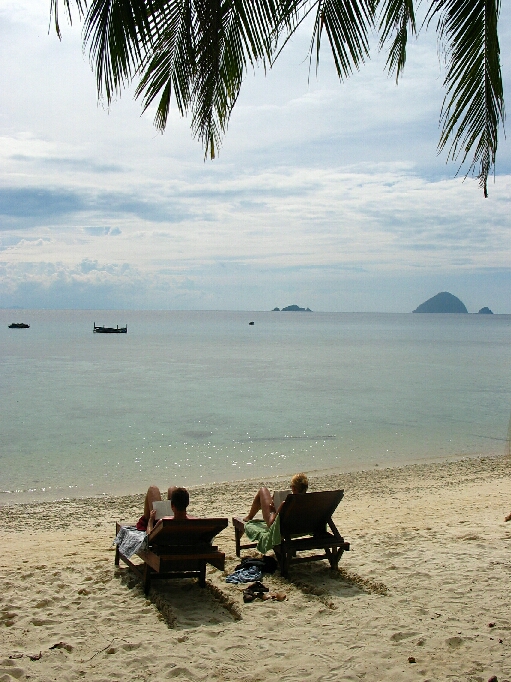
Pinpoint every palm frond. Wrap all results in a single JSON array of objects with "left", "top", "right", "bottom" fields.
[
  {"left": 135, "top": 0, "right": 194, "bottom": 126},
  {"left": 427, "top": 0, "right": 504, "bottom": 196},
  {"left": 309, "top": 0, "right": 374, "bottom": 79},
  {"left": 378, "top": 0, "right": 416, "bottom": 81},
  {"left": 134, "top": 0, "right": 281, "bottom": 158},
  {"left": 83, "top": 0, "right": 162, "bottom": 102},
  {"left": 50, "top": 0, "right": 87, "bottom": 39}
]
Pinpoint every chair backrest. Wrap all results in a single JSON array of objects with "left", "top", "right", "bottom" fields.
[
  {"left": 148, "top": 518, "right": 228, "bottom": 547},
  {"left": 278, "top": 490, "right": 344, "bottom": 536}
]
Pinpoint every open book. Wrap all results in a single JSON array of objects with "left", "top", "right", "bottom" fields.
[
  {"left": 273, "top": 489, "right": 292, "bottom": 508},
  {"left": 152, "top": 500, "right": 174, "bottom": 520}
]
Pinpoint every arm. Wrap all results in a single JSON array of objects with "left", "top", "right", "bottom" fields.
[{"left": 146, "top": 509, "right": 157, "bottom": 534}]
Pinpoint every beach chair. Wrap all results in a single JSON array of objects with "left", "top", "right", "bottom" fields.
[
  {"left": 232, "top": 490, "right": 349, "bottom": 577},
  {"left": 115, "top": 518, "right": 228, "bottom": 594}
]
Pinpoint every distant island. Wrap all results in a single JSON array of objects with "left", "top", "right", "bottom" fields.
[
  {"left": 413, "top": 292, "right": 468, "bottom": 313},
  {"left": 413, "top": 292, "right": 495, "bottom": 314},
  {"left": 272, "top": 305, "right": 312, "bottom": 312}
]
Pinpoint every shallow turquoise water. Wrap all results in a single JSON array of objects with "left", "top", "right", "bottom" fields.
[{"left": 2, "top": 309, "right": 511, "bottom": 502}]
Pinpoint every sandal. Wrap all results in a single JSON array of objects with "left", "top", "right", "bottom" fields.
[
  {"left": 247, "top": 581, "right": 269, "bottom": 593},
  {"left": 262, "top": 592, "right": 287, "bottom": 602},
  {"left": 243, "top": 589, "right": 256, "bottom": 603}
]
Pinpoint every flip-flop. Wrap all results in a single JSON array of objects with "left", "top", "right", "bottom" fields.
[
  {"left": 243, "top": 589, "right": 256, "bottom": 603},
  {"left": 247, "top": 581, "right": 269, "bottom": 593},
  {"left": 262, "top": 592, "right": 287, "bottom": 601}
]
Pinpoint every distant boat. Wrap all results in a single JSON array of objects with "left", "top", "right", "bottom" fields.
[
  {"left": 8, "top": 322, "right": 30, "bottom": 329},
  {"left": 93, "top": 323, "right": 127, "bottom": 334}
]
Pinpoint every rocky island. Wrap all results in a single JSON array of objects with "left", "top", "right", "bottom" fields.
[
  {"left": 478, "top": 307, "right": 493, "bottom": 314},
  {"left": 272, "top": 305, "right": 312, "bottom": 312},
  {"left": 413, "top": 292, "right": 468, "bottom": 313}
]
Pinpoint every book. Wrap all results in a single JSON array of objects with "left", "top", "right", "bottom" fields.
[
  {"left": 152, "top": 500, "right": 174, "bottom": 520},
  {"left": 273, "top": 489, "right": 292, "bottom": 508}
]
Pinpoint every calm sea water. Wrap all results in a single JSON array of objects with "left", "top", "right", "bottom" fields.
[{"left": 2, "top": 309, "right": 511, "bottom": 502}]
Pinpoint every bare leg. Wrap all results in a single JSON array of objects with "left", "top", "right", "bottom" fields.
[
  {"left": 244, "top": 487, "right": 277, "bottom": 527},
  {"left": 144, "top": 485, "right": 162, "bottom": 520}
]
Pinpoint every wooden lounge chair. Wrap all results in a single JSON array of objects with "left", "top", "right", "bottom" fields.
[
  {"left": 232, "top": 490, "right": 350, "bottom": 577},
  {"left": 115, "top": 518, "right": 228, "bottom": 594}
]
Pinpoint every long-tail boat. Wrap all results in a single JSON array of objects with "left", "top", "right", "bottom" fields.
[{"left": 93, "top": 323, "right": 127, "bottom": 334}]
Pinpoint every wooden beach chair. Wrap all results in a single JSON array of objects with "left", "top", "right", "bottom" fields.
[
  {"left": 115, "top": 518, "right": 228, "bottom": 594},
  {"left": 232, "top": 490, "right": 350, "bottom": 577}
]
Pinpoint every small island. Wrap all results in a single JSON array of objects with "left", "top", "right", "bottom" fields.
[
  {"left": 478, "top": 307, "right": 493, "bottom": 314},
  {"left": 413, "top": 292, "right": 468, "bottom": 314},
  {"left": 272, "top": 304, "right": 312, "bottom": 312}
]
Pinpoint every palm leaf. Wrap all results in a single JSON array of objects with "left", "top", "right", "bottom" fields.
[
  {"left": 310, "top": 0, "right": 374, "bottom": 79},
  {"left": 50, "top": 0, "right": 87, "bottom": 39},
  {"left": 83, "top": 0, "right": 161, "bottom": 102},
  {"left": 427, "top": 0, "right": 504, "bottom": 196},
  {"left": 134, "top": 0, "right": 281, "bottom": 158},
  {"left": 56, "top": 0, "right": 505, "bottom": 192},
  {"left": 378, "top": 0, "right": 416, "bottom": 80}
]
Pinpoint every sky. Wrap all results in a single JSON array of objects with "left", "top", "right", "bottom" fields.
[{"left": 0, "top": 0, "right": 510, "bottom": 313}]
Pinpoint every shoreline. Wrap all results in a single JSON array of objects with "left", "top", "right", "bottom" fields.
[
  {"left": 1, "top": 445, "right": 507, "bottom": 507},
  {"left": 1, "top": 453, "right": 511, "bottom": 680},
  {"left": 1, "top": 451, "right": 509, "bottom": 525}
]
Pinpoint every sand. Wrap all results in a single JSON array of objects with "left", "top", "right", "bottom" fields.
[{"left": 1, "top": 455, "right": 511, "bottom": 682}]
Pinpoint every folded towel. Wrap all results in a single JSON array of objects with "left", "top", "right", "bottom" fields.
[{"left": 113, "top": 526, "right": 148, "bottom": 559}]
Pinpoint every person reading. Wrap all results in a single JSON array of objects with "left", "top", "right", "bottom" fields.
[
  {"left": 137, "top": 485, "right": 191, "bottom": 533},
  {"left": 114, "top": 486, "right": 191, "bottom": 560},
  {"left": 244, "top": 472, "right": 309, "bottom": 527},
  {"left": 242, "top": 473, "right": 309, "bottom": 555}
]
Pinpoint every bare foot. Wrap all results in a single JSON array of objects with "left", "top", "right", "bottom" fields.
[
  {"left": 505, "top": 513, "right": 511, "bottom": 522},
  {"left": 243, "top": 516, "right": 252, "bottom": 522}
]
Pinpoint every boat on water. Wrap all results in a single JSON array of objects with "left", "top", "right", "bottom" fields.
[
  {"left": 93, "top": 323, "right": 127, "bottom": 334},
  {"left": 8, "top": 322, "right": 30, "bottom": 329}
]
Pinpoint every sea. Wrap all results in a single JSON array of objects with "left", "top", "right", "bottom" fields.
[{"left": 2, "top": 309, "right": 511, "bottom": 503}]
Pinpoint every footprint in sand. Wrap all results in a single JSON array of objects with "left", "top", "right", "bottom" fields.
[
  {"left": 0, "top": 611, "right": 16, "bottom": 627},
  {"left": 121, "top": 642, "right": 141, "bottom": 651},
  {"left": 31, "top": 618, "right": 60, "bottom": 626},
  {"left": 390, "top": 631, "right": 420, "bottom": 642},
  {"left": 0, "top": 659, "right": 26, "bottom": 679}
]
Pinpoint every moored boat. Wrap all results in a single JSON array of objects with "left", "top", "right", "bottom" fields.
[
  {"left": 93, "top": 323, "right": 127, "bottom": 334},
  {"left": 8, "top": 322, "right": 30, "bottom": 328}
]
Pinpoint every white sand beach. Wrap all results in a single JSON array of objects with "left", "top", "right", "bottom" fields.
[{"left": 1, "top": 455, "right": 511, "bottom": 682}]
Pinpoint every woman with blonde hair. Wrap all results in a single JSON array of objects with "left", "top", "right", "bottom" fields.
[{"left": 243, "top": 472, "right": 308, "bottom": 528}]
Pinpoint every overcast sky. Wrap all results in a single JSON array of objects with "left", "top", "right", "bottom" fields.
[{"left": 1, "top": 0, "right": 510, "bottom": 312}]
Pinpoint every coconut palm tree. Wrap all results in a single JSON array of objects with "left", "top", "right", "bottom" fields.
[{"left": 50, "top": 0, "right": 504, "bottom": 196}]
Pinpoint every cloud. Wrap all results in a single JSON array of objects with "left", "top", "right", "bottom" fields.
[
  {"left": 0, "top": 188, "right": 86, "bottom": 219},
  {"left": 10, "top": 154, "right": 124, "bottom": 174},
  {"left": 0, "top": 0, "right": 509, "bottom": 311},
  {"left": 83, "top": 227, "right": 122, "bottom": 236},
  {"left": 0, "top": 186, "right": 194, "bottom": 226}
]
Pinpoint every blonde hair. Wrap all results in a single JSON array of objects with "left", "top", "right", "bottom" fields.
[{"left": 291, "top": 472, "right": 308, "bottom": 494}]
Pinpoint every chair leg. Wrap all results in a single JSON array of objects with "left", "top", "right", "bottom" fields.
[
  {"left": 199, "top": 562, "right": 207, "bottom": 588},
  {"left": 114, "top": 545, "right": 120, "bottom": 567},
  {"left": 235, "top": 527, "right": 242, "bottom": 557},
  {"left": 143, "top": 564, "right": 152, "bottom": 595},
  {"left": 277, "top": 543, "right": 290, "bottom": 577},
  {"left": 327, "top": 547, "right": 343, "bottom": 570}
]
